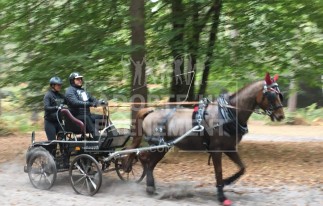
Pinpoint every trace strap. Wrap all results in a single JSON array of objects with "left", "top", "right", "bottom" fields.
[{"left": 217, "top": 95, "right": 248, "bottom": 136}]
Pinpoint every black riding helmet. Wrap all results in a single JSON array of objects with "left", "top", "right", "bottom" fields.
[
  {"left": 69, "top": 72, "right": 83, "bottom": 86},
  {"left": 49, "top": 76, "right": 63, "bottom": 86}
]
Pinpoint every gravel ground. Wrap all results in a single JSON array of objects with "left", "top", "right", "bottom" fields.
[
  {"left": 0, "top": 123, "right": 322, "bottom": 206},
  {"left": 0, "top": 160, "right": 322, "bottom": 206}
]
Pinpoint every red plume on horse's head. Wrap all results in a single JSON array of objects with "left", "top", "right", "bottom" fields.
[
  {"left": 265, "top": 72, "right": 272, "bottom": 85},
  {"left": 273, "top": 74, "right": 279, "bottom": 82},
  {"left": 265, "top": 72, "right": 279, "bottom": 85}
]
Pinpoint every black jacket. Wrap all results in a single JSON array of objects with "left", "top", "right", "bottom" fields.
[
  {"left": 65, "top": 85, "right": 97, "bottom": 116},
  {"left": 44, "top": 90, "right": 66, "bottom": 122}
]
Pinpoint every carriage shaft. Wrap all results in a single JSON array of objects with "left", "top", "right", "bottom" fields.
[{"left": 103, "top": 125, "right": 204, "bottom": 162}]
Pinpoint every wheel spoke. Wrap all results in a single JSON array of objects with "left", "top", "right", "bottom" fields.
[
  {"left": 70, "top": 154, "right": 102, "bottom": 196},
  {"left": 86, "top": 178, "right": 92, "bottom": 194},
  {"left": 87, "top": 176, "right": 97, "bottom": 190},
  {"left": 35, "top": 174, "right": 43, "bottom": 187},
  {"left": 43, "top": 172, "right": 53, "bottom": 185},
  {"left": 74, "top": 162, "right": 86, "bottom": 175},
  {"left": 115, "top": 156, "right": 146, "bottom": 183},
  {"left": 80, "top": 177, "right": 87, "bottom": 193},
  {"left": 73, "top": 174, "right": 87, "bottom": 186},
  {"left": 27, "top": 148, "right": 57, "bottom": 190}
]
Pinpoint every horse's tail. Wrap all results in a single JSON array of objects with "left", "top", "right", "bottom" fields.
[
  {"left": 129, "top": 107, "right": 154, "bottom": 149},
  {"left": 121, "top": 108, "right": 154, "bottom": 172}
]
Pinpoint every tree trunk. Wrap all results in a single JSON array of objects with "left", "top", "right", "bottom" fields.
[
  {"left": 130, "top": 0, "right": 147, "bottom": 121},
  {"left": 169, "top": 0, "right": 187, "bottom": 102},
  {"left": 186, "top": 2, "right": 200, "bottom": 101},
  {"left": 287, "top": 79, "right": 297, "bottom": 112},
  {"left": 0, "top": 93, "right": 2, "bottom": 116},
  {"left": 199, "top": 0, "right": 222, "bottom": 96}
]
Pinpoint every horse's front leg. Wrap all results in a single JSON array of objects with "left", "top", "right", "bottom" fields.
[
  {"left": 223, "top": 151, "right": 245, "bottom": 185},
  {"left": 211, "top": 152, "right": 228, "bottom": 203}
]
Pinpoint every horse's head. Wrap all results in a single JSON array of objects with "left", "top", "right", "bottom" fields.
[{"left": 256, "top": 72, "right": 285, "bottom": 121}]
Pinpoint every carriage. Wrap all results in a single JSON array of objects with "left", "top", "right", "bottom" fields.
[
  {"left": 24, "top": 104, "right": 203, "bottom": 196},
  {"left": 23, "top": 105, "right": 147, "bottom": 196}
]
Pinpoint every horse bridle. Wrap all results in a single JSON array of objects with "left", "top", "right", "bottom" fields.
[
  {"left": 260, "top": 82, "right": 284, "bottom": 116},
  {"left": 216, "top": 82, "right": 284, "bottom": 117}
]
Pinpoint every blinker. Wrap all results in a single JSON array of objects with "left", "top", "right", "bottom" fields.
[
  {"left": 278, "top": 93, "right": 284, "bottom": 102},
  {"left": 265, "top": 91, "right": 277, "bottom": 102}
]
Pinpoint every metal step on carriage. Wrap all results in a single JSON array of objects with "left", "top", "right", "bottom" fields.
[
  {"left": 24, "top": 104, "right": 146, "bottom": 196},
  {"left": 24, "top": 103, "right": 204, "bottom": 196}
]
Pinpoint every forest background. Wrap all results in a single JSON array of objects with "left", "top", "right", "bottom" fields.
[{"left": 0, "top": 0, "right": 322, "bottom": 132}]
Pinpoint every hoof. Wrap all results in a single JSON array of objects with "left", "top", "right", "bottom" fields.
[
  {"left": 223, "top": 199, "right": 232, "bottom": 206},
  {"left": 146, "top": 186, "right": 156, "bottom": 195},
  {"left": 218, "top": 196, "right": 227, "bottom": 203}
]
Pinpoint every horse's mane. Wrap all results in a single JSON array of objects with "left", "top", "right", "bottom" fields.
[{"left": 228, "top": 80, "right": 263, "bottom": 101}]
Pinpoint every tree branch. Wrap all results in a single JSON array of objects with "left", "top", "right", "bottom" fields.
[{"left": 0, "top": 0, "right": 48, "bottom": 33}]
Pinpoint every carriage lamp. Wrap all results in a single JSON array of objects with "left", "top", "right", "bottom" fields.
[{"left": 75, "top": 146, "right": 81, "bottom": 151}]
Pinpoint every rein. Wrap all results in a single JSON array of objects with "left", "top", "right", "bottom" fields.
[
  {"left": 216, "top": 102, "right": 268, "bottom": 116},
  {"left": 106, "top": 101, "right": 268, "bottom": 116}
]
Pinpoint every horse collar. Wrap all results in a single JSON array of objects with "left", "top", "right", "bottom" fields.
[{"left": 217, "top": 95, "right": 248, "bottom": 136}]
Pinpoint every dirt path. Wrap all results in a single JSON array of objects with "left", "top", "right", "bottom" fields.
[{"left": 0, "top": 122, "right": 323, "bottom": 205}]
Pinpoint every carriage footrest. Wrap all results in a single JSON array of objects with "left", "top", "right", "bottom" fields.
[{"left": 99, "top": 134, "right": 130, "bottom": 149}]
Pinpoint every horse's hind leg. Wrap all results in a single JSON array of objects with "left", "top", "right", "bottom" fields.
[
  {"left": 141, "top": 150, "right": 168, "bottom": 195},
  {"left": 223, "top": 151, "right": 245, "bottom": 185},
  {"left": 210, "top": 152, "right": 228, "bottom": 202}
]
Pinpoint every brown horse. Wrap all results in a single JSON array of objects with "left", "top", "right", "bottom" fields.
[{"left": 125, "top": 72, "right": 285, "bottom": 204}]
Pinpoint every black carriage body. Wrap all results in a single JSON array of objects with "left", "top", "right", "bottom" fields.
[
  {"left": 30, "top": 131, "right": 130, "bottom": 158},
  {"left": 24, "top": 126, "right": 131, "bottom": 174},
  {"left": 24, "top": 106, "right": 146, "bottom": 196}
]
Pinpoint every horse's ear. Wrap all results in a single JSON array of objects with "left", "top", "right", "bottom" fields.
[
  {"left": 265, "top": 72, "right": 272, "bottom": 85},
  {"left": 273, "top": 74, "right": 279, "bottom": 82}
]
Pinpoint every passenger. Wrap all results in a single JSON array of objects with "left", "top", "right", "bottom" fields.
[
  {"left": 65, "top": 72, "right": 106, "bottom": 140},
  {"left": 43, "top": 76, "right": 66, "bottom": 141}
]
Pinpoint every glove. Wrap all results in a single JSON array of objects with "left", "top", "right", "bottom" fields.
[
  {"left": 91, "top": 102, "right": 97, "bottom": 108},
  {"left": 98, "top": 99, "right": 106, "bottom": 105},
  {"left": 61, "top": 104, "right": 68, "bottom": 109},
  {"left": 57, "top": 104, "right": 68, "bottom": 110}
]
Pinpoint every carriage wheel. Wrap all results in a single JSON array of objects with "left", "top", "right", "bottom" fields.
[
  {"left": 27, "top": 147, "right": 57, "bottom": 190},
  {"left": 26, "top": 146, "right": 43, "bottom": 165},
  {"left": 115, "top": 155, "right": 146, "bottom": 183},
  {"left": 69, "top": 154, "right": 102, "bottom": 196}
]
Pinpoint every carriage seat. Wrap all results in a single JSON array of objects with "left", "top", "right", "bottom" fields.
[{"left": 59, "top": 109, "right": 85, "bottom": 136}]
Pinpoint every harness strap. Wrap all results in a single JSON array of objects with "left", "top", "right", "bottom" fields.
[
  {"left": 146, "top": 108, "right": 177, "bottom": 145},
  {"left": 157, "top": 108, "right": 177, "bottom": 134},
  {"left": 192, "top": 98, "right": 210, "bottom": 150},
  {"left": 217, "top": 95, "right": 248, "bottom": 136}
]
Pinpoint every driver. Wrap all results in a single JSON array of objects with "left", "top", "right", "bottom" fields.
[
  {"left": 65, "top": 72, "right": 105, "bottom": 140},
  {"left": 44, "top": 76, "right": 66, "bottom": 141}
]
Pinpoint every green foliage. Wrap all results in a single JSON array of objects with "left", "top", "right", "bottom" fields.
[
  {"left": 295, "top": 103, "right": 323, "bottom": 121},
  {"left": 0, "top": 0, "right": 132, "bottom": 109},
  {"left": 0, "top": 0, "right": 322, "bottom": 107},
  {"left": 0, "top": 96, "right": 41, "bottom": 133},
  {"left": 0, "top": 122, "right": 12, "bottom": 136},
  {"left": 215, "top": 1, "right": 321, "bottom": 84}
]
